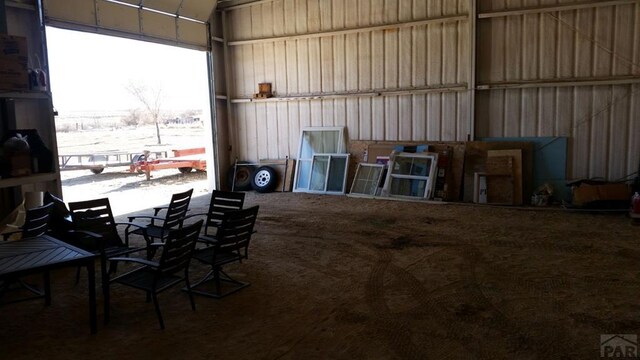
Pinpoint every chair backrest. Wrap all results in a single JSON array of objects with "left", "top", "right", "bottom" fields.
[
  {"left": 204, "top": 190, "right": 245, "bottom": 236},
  {"left": 68, "top": 198, "right": 123, "bottom": 249},
  {"left": 22, "top": 202, "right": 54, "bottom": 239},
  {"left": 214, "top": 205, "right": 259, "bottom": 258},
  {"left": 158, "top": 220, "right": 203, "bottom": 275},
  {"left": 163, "top": 189, "right": 194, "bottom": 230},
  {"left": 43, "top": 192, "right": 73, "bottom": 238}
]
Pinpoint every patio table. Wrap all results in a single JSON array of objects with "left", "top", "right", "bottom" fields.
[{"left": 0, "top": 235, "right": 98, "bottom": 333}]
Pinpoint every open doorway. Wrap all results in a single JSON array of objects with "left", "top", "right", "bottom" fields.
[{"left": 46, "top": 27, "right": 213, "bottom": 216}]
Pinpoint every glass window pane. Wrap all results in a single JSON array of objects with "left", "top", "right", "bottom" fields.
[
  {"left": 326, "top": 157, "right": 347, "bottom": 192},
  {"left": 300, "top": 130, "right": 341, "bottom": 159},
  {"left": 390, "top": 178, "right": 427, "bottom": 197},
  {"left": 295, "top": 160, "right": 312, "bottom": 190},
  {"left": 391, "top": 156, "right": 433, "bottom": 176},
  {"left": 352, "top": 165, "right": 382, "bottom": 195},
  {"left": 309, "top": 156, "right": 329, "bottom": 191}
]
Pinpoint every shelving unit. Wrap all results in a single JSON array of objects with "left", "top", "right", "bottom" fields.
[{"left": 0, "top": 0, "right": 61, "bottom": 220}]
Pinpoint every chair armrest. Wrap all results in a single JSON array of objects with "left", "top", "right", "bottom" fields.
[
  {"left": 108, "top": 257, "right": 159, "bottom": 269},
  {"left": 127, "top": 215, "right": 166, "bottom": 222},
  {"left": 153, "top": 206, "right": 168, "bottom": 216},
  {"left": 197, "top": 235, "right": 217, "bottom": 245},
  {"left": 116, "top": 221, "right": 146, "bottom": 230},
  {"left": 69, "top": 229, "right": 104, "bottom": 239},
  {"left": 63, "top": 230, "right": 105, "bottom": 253}
]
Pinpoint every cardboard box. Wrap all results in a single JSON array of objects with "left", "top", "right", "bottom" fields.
[
  {"left": 0, "top": 59, "right": 29, "bottom": 91},
  {"left": 0, "top": 35, "right": 29, "bottom": 91},
  {"left": 572, "top": 182, "right": 630, "bottom": 206},
  {"left": 0, "top": 35, "right": 28, "bottom": 66}
]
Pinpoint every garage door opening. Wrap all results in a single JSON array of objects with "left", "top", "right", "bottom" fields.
[{"left": 46, "top": 27, "right": 213, "bottom": 215}]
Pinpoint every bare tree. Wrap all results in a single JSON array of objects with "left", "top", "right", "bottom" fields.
[{"left": 126, "top": 82, "right": 163, "bottom": 144}]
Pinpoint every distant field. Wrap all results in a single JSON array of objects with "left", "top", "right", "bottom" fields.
[{"left": 56, "top": 124, "right": 206, "bottom": 155}]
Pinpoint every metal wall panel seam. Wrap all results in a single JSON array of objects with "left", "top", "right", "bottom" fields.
[
  {"left": 478, "top": 0, "right": 640, "bottom": 19},
  {"left": 228, "top": 15, "right": 468, "bottom": 45}
]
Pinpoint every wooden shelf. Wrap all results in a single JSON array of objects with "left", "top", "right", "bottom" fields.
[
  {"left": 0, "top": 173, "right": 57, "bottom": 189},
  {"left": 0, "top": 92, "right": 51, "bottom": 100}
]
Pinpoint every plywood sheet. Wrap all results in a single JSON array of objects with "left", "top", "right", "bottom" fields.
[
  {"left": 463, "top": 142, "right": 533, "bottom": 204},
  {"left": 488, "top": 150, "right": 522, "bottom": 205},
  {"left": 486, "top": 175, "right": 515, "bottom": 205}
]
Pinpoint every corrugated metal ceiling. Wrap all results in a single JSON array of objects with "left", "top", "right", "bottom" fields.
[{"left": 42, "top": 0, "right": 219, "bottom": 50}]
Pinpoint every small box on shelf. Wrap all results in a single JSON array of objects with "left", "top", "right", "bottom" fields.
[{"left": 0, "top": 35, "right": 29, "bottom": 92}]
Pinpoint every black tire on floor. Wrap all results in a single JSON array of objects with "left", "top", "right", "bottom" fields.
[
  {"left": 178, "top": 167, "right": 193, "bottom": 173},
  {"left": 90, "top": 167, "right": 105, "bottom": 174},
  {"left": 227, "top": 163, "right": 256, "bottom": 191},
  {"left": 251, "top": 166, "right": 278, "bottom": 193},
  {"left": 131, "top": 154, "right": 146, "bottom": 174}
]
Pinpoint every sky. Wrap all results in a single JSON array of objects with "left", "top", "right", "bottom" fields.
[{"left": 46, "top": 27, "right": 210, "bottom": 115}]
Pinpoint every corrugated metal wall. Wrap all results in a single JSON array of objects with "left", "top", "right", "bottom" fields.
[
  {"left": 476, "top": 0, "right": 640, "bottom": 180},
  {"left": 225, "top": 0, "right": 471, "bottom": 162},
  {"left": 219, "top": 0, "right": 640, "bottom": 181}
]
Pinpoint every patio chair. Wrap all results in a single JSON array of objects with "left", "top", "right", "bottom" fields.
[
  {"left": 109, "top": 220, "right": 203, "bottom": 329},
  {"left": 125, "top": 189, "right": 193, "bottom": 256},
  {"left": 184, "top": 190, "right": 245, "bottom": 240},
  {"left": 188, "top": 205, "right": 259, "bottom": 298},
  {"left": 67, "top": 197, "right": 147, "bottom": 323},
  {"left": 1, "top": 202, "right": 54, "bottom": 241},
  {"left": 0, "top": 202, "right": 54, "bottom": 303}
]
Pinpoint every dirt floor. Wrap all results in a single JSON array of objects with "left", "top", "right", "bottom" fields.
[
  {"left": 1, "top": 125, "right": 639, "bottom": 359},
  {"left": 1, "top": 175, "right": 639, "bottom": 359}
]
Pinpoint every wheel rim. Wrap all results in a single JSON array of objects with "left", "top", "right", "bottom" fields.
[{"left": 254, "top": 170, "right": 271, "bottom": 187}]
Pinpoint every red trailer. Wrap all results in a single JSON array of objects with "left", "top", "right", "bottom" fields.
[{"left": 130, "top": 148, "right": 206, "bottom": 179}]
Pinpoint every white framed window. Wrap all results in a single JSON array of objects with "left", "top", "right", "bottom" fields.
[
  {"left": 299, "top": 154, "right": 349, "bottom": 194},
  {"left": 382, "top": 152, "right": 439, "bottom": 200},
  {"left": 294, "top": 127, "right": 346, "bottom": 193},
  {"left": 349, "top": 163, "right": 385, "bottom": 197}
]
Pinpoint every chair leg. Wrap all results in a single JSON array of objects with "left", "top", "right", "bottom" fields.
[
  {"left": 144, "top": 234, "right": 156, "bottom": 260},
  {"left": 101, "top": 261, "right": 110, "bottom": 325},
  {"left": 214, "top": 268, "right": 222, "bottom": 295},
  {"left": 184, "top": 270, "right": 196, "bottom": 311},
  {"left": 151, "top": 292, "right": 164, "bottom": 330},
  {"left": 184, "top": 266, "right": 249, "bottom": 299}
]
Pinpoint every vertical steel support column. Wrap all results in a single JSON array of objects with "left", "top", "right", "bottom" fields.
[
  {"left": 205, "top": 20, "right": 220, "bottom": 190},
  {"left": 0, "top": 0, "right": 7, "bottom": 33},
  {"left": 468, "top": 0, "right": 478, "bottom": 141},
  {"left": 222, "top": 11, "right": 238, "bottom": 164}
]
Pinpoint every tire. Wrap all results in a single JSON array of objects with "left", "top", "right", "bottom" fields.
[
  {"left": 178, "top": 167, "right": 193, "bottom": 173},
  {"left": 251, "top": 166, "right": 278, "bottom": 193},
  {"left": 131, "top": 154, "right": 146, "bottom": 174},
  {"left": 90, "top": 167, "right": 105, "bottom": 174},
  {"left": 227, "top": 163, "right": 256, "bottom": 191}
]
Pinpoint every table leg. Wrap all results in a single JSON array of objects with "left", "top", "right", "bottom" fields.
[
  {"left": 43, "top": 271, "right": 51, "bottom": 305},
  {"left": 87, "top": 261, "right": 97, "bottom": 334},
  {"left": 101, "top": 259, "right": 110, "bottom": 325}
]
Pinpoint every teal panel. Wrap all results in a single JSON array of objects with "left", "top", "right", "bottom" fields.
[{"left": 481, "top": 137, "right": 570, "bottom": 202}]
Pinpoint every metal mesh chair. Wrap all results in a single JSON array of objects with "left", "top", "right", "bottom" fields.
[
  {"left": 188, "top": 206, "right": 259, "bottom": 298},
  {"left": 109, "top": 220, "right": 203, "bottom": 329},
  {"left": 68, "top": 197, "right": 147, "bottom": 323},
  {"left": 126, "top": 189, "right": 193, "bottom": 254}
]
